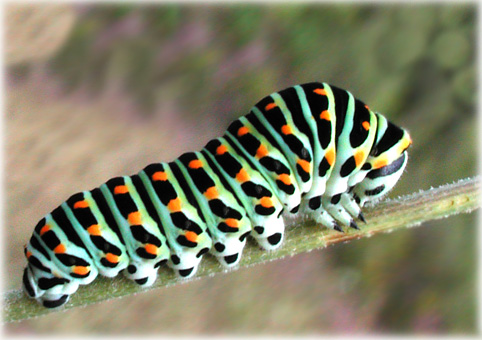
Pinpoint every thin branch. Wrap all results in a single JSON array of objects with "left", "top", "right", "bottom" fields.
[{"left": 3, "top": 177, "right": 480, "bottom": 323}]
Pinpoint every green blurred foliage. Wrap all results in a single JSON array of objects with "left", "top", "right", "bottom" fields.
[
  {"left": 44, "top": 3, "right": 477, "bottom": 188},
  {"left": 6, "top": 3, "right": 476, "bottom": 335}
]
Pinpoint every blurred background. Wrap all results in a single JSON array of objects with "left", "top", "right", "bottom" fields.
[{"left": 5, "top": 2, "right": 477, "bottom": 334}]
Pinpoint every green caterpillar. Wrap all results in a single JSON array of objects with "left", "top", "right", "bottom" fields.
[{"left": 23, "top": 82, "right": 412, "bottom": 308}]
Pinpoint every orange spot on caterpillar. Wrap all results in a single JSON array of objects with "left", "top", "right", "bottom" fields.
[
  {"left": 277, "top": 173, "right": 292, "bottom": 186},
  {"left": 144, "top": 244, "right": 158, "bottom": 255},
  {"left": 373, "top": 159, "right": 388, "bottom": 169},
  {"left": 167, "top": 198, "right": 181, "bottom": 212},
  {"left": 105, "top": 253, "right": 119, "bottom": 263},
  {"left": 188, "top": 159, "right": 203, "bottom": 169},
  {"left": 259, "top": 197, "right": 273, "bottom": 208},
  {"left": 128, "top": 212, "right": 142, "bottom": 225},
  {"left": 185, "top": 231, "right": 198, "bottom": 243},
  {"left": 87, "top": 224, "right": 101, "bottom": 236},
  {"left": 54, "top": 244, "right": 66, "bottom": 254},
  {"left": 297, "top": 159, "right": 311, "bottom": 173},
  {"left": 26, "top": 251, "right": 32, "bottom": 258},
  {"left": 224, "top": 218, "right": 239, "bottom": 229},
  {"left": 354, "top": 150, "right": 365, "bottom": 167},
  {"left": 319, "top": 110, "right": 330, "bottom": 121},
  {"left": 265, "top": 102, "right": 277, "bottom": 111},
  {"left": 281, "top": 125, "right": 293, "bottom": 135},
  {"left": 236, "top": 168, "right": 250, "bottom": 182},
  {"left": 204, "top": 186, "right": 219, "bottom": 199},
  {"left": 237, "top": 126, "right": 249, "bottom": 137},
  {"left": 256, "top": 144, "right": 269, "bottom": 158},
  {"left": 216, "top": 145, "right": 228, "bottom": 155},
  {"left": 152, "top": 171, "right": 168, "bottom": 181},
  {"left": 114, "top": 185, "right": 129, "bottom": 194},
  {"left": 362, "top": 121, "right": 370, "bottom": 131},
  {"left": 314, "top": 88, "right": 327, "bottom": 96},
  {"left": 73, "top": 200, "right": 89, "bottom": 209},
  {"left": 72, "top": 266, "right": 89, "bottom": 276},
  {"left": 365, "top": 104, "right": 370, "bottom": 110},
  {"left": 325, "top": 149, "right": 336, "bottom": 166},
  {"left": 398, "top": 136, "right": 412, "bottom": 153},
  {"left": 403, "top": 136, "right": 412, "bottom": 148},
  {"left": 39, "top": 225, "right": 50, "bottom": 236}
]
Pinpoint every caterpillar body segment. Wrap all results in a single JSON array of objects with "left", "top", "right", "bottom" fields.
[
  {"left": 174, "top": 152, "right": 252, "bottom": 267},
  {"left": 203, "top": 137, "right": 286, "bottom": 250},
  {"left": 22, "top": 82, "right": 411, "bottom": 308}
]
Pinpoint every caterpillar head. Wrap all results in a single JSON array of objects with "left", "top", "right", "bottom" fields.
[{"left": 353, "top": 114, "right": 412, "bottom": 206}]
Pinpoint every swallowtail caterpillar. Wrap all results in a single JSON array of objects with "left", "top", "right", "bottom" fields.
[{"left": 23, "top": 82, "right": 412, "bottom": 308}]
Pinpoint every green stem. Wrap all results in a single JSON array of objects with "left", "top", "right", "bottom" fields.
[{"left": 3, "top": 177, "right": 480, "bottom": 323}]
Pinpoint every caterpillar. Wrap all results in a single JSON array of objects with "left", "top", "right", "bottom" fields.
[{"left": 22, "top": 82, "right": 412, "bottom": 308}]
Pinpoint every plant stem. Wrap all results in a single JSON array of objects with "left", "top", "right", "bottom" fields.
[{"left": 4, "top": 177, "right": 480, "bottom": 323}]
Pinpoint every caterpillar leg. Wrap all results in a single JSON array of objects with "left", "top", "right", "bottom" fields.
[
  {"left": 212, "top": 231, "right": 250, "bottom": 267},
  {"left": 318, "top": 194, "right": 362, "bottom": 230},
  {"left": 304, "top": 196, "right": 341, "bottom": 231},
  {"left": 208, "top": 214, "right": 252, "bottom": 268},
  {"left": 250, "top": 212, "right": 285, "bottom": 250},
  {"left": 304, "top": 192, "right": 364, "bottom": 231},
  {"left": 168, "top": 250, "right": 205, "bottom": 279},
  {"left": 122, "top": 259, "right": 167, "bottom": 286},
  {"left": 340, "top": 192, "right": 366, "bottom": 222},
  {"left": 238, "top": 183, "right": 286, "bottom": 251}
]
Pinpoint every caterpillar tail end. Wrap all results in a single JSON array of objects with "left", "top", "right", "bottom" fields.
[
  {"left": 23, "top": 267, "right": 71, "bottom": 308},
  {"left": 41, "top": 293, "right": 70, "bottom": 308}
]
